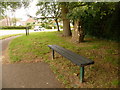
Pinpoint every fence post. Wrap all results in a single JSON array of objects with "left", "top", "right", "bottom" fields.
[
  {"left": 28, "top": 27, "right": 29, "bottom": 35},
  {"left": 26, "top": 27, "right": 28, "bottom": 36},
  {"left": 26, "top": 27, "right": 29, "bottom": 36}
]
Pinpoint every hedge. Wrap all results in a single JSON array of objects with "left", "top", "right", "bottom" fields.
[{"left": 0, "top": 26, "right": 32, "bottom": 29}]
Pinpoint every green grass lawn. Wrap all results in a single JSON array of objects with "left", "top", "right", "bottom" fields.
[
  {"left": 0, "top": 34, "right": 21, "bottom": 40},
  {"left": 8, "top": 31, "right": 119, "bottom": 88}
]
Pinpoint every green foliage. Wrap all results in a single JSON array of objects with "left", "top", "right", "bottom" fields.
[
  {"left": 67, "top": 3, "right": 88, "bottom": 20},
  {"left": 0, "top": 16, "right": 4, "bottom": 20},
  {"left": 36, "top": 2, "right": 61, "bottom": 31},
  {"left": 41, "top": 23, "right": 45, "bottom": 27},
  {"left": 45, "top": 25, "right": 52, "bottom": 29},
  {"left": 26, "top": 23, "right": 33, "bottom": 29},
  {"left": 35, "top": 2, "right": 119, "bottom": 40},
  {"left": 0, "top": 26, "right": 29, "bottom": 29},
  {"left": 36, "top": 2, "right": 60, "bottom": 18},
  {"left": 84, "top": 2, "right": 120, "bottom": 41},
  {"left": 112, "top": 80, "right": 120, "bottom": 86},
  {"left": 67, "top": 2, "right": 119, "bottom": 41},
  {"left": 0, "top": 34, "right": 21, "bottom": 40},
  {"left": 0, "top": 1, "right": 30, "bottom": 16},
  {"left": 0, "top": 2, "right": 21, "bottom": 16},
  {"left": 59, "top": 25, "right": 63, "bottom": 29}
]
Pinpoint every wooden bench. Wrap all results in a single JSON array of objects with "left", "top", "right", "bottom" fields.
[{"left": 48, "top": 45, "right": 94, "bottom": 83}]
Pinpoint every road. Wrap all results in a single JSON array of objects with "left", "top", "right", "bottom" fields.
[
  {"left": 1, "top": 36, "right": 62, "bottom": 88},
  {"left": 0, "top": 29, "right": 59, "bottom": 36}
]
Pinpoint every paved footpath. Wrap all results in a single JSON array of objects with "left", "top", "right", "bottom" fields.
[{"left": 1, "top": 36, "right": 62, "bottom": 88}]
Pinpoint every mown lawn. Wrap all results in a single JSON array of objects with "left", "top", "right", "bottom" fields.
[
  {"left": 8, "top": 31, "right": 119, "bottom": 88},
  {"left": 0, "top": 34, "right": 21, "bottom": 40}
]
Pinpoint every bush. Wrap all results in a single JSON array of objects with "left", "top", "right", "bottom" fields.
[
  {"left": 53, "top": 26, "right": 57, "bottom": 29},
  {"left": 45, "top": 25, "right": 52, "bottom": 29},
  {"left": 83, "top": 3, "right": 120, "bottom": 42},
  {"left": 59, "top": 25, "right": 63, "bottom": 29},
  {"left": 0, "top": 26, "right": 31, "bottom": 29},
  {"left": 41, "top": 23, "right": 45, "bottom": 27}
]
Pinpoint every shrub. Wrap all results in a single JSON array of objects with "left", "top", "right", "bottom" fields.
[
  {"left": 59, "top": 25, "right": 63, "bottom": 29},
  {"left": 45, "top": 25, "right": 52, "bottom": 29},
  {"left": 0, "top": 26, "right": 31, "bottom": 29}
]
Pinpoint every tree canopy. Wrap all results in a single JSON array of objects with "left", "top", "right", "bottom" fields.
[
  {"left": 36, "top": 2, "right": 61, "bottom": 31},
  {"left": 33, "top": 1, "right": 120, "bottom": 41},
  {"left": 62, "top": 2, "right": 120, "bottom": 42},
  {"left": 0, "top": 0, "right": 30, "bottom": 17}
]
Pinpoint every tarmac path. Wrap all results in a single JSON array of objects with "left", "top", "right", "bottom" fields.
[{"left": 1, "top": 36, "right": 62, "bottom": 88}]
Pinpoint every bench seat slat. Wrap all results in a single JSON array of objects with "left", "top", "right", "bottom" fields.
[
  {"left": 48, "top": 45, "right": 94, "bottom": 66},
  {"left": 54, "top": 45, "right": 89, "bottom": 64},
  {"left": 54, "top": 45, "right": 93, "bottom": 64},
  {"left": 49, "top": 45, "right": 84, "bottom": 65}
]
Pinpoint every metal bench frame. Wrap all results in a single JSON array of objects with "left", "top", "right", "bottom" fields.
[{"left": 48, "top": 45, "right": 94, "bottom": 83}]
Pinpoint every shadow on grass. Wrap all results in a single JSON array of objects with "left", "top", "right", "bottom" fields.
[{"left": 83, "top": 40, "right": 93, "bottom": 43}]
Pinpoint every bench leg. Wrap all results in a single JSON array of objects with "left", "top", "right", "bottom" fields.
[
  {"left": 52, "top": 50, "right": 55, "bottom": 60},
  {"left": 80, "top": 66, "right": 84, "bottom": 83}
]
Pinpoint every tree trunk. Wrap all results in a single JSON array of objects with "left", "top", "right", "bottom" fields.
[
  {"left": 63, "top": 19, "right": 71, "bottom": 36},
  {"left": 55, "top": 18, "right": 60, "bottom": 32},
  {"left": 72, "top": 20, "right": 85, "bottom": 43},
  {"left": 61, "top": 4, "right": 72, "bottom": 36}
]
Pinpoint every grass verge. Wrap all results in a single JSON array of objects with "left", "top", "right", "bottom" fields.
[
  {"left": 8, "top": 31, "right": 119, "bottom": 88},
  {"left": 0, "top": 34, "right": 22, "bottom": 40}
]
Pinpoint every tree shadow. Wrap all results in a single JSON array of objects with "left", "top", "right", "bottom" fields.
[{"left": 83, "top": 40, "right": 93, "bottom": 43}]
